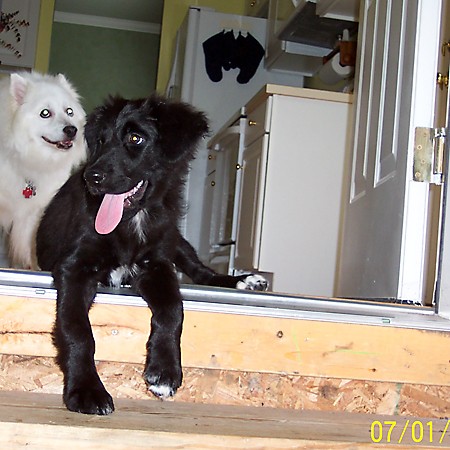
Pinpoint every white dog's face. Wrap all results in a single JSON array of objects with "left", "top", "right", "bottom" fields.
[{"left": 10, "top": 73, "right": 86, "bottom": 164}]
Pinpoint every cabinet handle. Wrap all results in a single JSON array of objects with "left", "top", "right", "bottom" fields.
[
  {"left": 248, "top": 120, "right": 257, "bottom": 126},
  {"left": 211, "top": 181, "right": 216, "bottom": 187},
  {"left": 236, "top": 164, "right": 242, "bottom": 170}
]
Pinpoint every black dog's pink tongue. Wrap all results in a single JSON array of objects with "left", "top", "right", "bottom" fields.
[{"left": 95, "top": 193, "right": 125, "bottom": 234}]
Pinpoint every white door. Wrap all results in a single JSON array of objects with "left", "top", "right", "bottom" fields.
[{"left": 337, "top": 0, "right": 444, "bottom": 302}]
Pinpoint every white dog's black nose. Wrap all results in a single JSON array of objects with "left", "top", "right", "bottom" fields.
[{"left": 64, "top": 125, "right": 77, "bottom": 139}]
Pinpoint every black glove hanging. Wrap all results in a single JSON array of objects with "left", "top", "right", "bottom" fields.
[
  {"left": 235, "top": 32, "right": 265, "bottom": 84},
  {"left": 202, "top": 30, "right": 236, "bottom": 82},
  {"left": 222, "top": 30, "right": 238, "bottom": 72},
  {"left": 202, "top": 30, "right": 265, "bottom": 84}
]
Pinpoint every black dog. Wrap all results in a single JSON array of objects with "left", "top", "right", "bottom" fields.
[{"left": 36, "top": 96, "right": 267, "bottom": 415}]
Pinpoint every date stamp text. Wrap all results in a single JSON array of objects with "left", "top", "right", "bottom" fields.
[{"left": 370, "top": 419, "right": 450, "bottom": 445}]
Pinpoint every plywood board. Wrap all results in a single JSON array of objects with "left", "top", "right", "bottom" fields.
[
  {"left": 1, "top": 295, "right": 450, "bottom": 386},
  {"left": 2, "top": 355, "right": 450, "bottom": 418}
]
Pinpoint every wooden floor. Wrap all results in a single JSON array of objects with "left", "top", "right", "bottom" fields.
[{"left": 1, "top": 390, "right": 449, "bottom": 449}]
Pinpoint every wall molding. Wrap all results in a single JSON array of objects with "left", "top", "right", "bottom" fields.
[{"left": 53, "top": 11, "right": 161, "bottom": 34}]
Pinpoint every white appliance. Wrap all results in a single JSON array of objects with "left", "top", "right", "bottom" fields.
[{"left": 166, "top": 7, "right": 304, "bottom": 256}]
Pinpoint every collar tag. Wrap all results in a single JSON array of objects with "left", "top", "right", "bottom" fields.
[{"left": 23, "top": 181, "right": 36, "bottom": 199}]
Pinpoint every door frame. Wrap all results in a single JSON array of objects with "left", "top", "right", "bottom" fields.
[
  {"left": 434, "top": 87, "right": 450, "bottom": 319},
  {"left": 1, "top": 1, "right": 450, "bottom": 331},
  {"left": 398, "top": 0, "right": 443, "bottom": 301}
]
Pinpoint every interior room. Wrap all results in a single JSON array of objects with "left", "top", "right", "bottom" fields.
[{"left": 0, "top": 0, "right": 449, "bottom": 447}]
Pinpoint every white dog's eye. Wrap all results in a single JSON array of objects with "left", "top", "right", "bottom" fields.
[
  {"left": 66, "top": 107, "right": 74, "bottom": 117},
  {"left": 128, "top": 133, "right": 143, "bottom": 145},
  {"left": 40, "top": 109, "right": 51, "bottom": 118}
]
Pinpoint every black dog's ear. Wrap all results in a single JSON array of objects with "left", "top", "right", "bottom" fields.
[
  {"left": 84, "top": 96, "right": 129, "bottom": 156},
  {"left": 148, "top": 97, "right": 209, "bottom": 162},
  {"left": 84, "top": 106, "right": 104, "bottom": 154}
]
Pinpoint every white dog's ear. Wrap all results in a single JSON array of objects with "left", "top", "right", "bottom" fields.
[
  {"left": 10, "top": 73, "right": 28, "bottom": 105},
  {"left": 57, "top": 73, "right": 74, "bottom": 92}
]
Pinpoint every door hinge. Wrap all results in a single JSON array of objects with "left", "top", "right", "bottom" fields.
[
  {"left": 413, "top": 127, "right": 447, "bottom": 185},
  {"left": 437, "top": 72, "right": 449, "bottom": 90}
]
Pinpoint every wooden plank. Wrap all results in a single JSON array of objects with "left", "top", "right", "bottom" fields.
[
  {"left": 1, "top": 295, "right": 450, "bottom": 386},
  {"left": 0, "top": 391, "right": 448, "bottom": 449}
]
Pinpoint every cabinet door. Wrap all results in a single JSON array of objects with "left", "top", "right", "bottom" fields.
[
  {"left": 210, "top": 142, "right": 240, "bottom": 249},
  {"left": 200, "top": 125, "right": 241, "bottom": 260},
  {"left": 234, "top": 134, "right": 269, "bottom": 270},
  {"left": 199, "top": 170, "right": 216, "bottom": 259},
  {"left": 201, "top": 129, "right": 242, "bottom": 268}
]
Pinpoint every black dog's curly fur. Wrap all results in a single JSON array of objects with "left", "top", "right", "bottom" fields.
[{"left": 36, "top": 96, "right": 266, "bottom": 415}]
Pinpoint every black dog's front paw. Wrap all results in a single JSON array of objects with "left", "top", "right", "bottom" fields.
[
  {"left": 236, "top": 274, "right": 269, "bottom": 291},
  {"left": 64, "top": 383, "right": 114, "bottom": 415},
  {"left": 143, "top": 361, "right": 183, "bottom": 399}
]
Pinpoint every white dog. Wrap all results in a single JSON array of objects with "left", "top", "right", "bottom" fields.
[{"left": 0, "top": 72, "right": 87, "bottom": 269}]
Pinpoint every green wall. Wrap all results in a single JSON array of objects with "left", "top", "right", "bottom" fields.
[{"left": 48, "top": 22, "right": 160, "bottom": 113}]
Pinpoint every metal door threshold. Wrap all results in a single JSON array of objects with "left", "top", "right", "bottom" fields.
[{"left": 0, "top": 269, "right": 449, "bottom": 332}]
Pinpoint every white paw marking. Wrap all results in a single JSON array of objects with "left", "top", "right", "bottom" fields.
[
  {"left": 148, "top": 383, "right": 174, "bottom": 399},
  {"left": 237, "top": 274, "right": 268, "bottom": 291}
]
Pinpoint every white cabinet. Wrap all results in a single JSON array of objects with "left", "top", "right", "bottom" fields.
[
  {"left": 233, "top": 87, "right": 352, "bottom": 296},
  {"left": 234, "top": 134, "right": 269, "bottom": 270},
  {"left": 201, "top": 117, "right": 244, "bottom": 273}
]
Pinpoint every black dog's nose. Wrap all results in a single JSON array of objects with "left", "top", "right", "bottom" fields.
[
  {"left": 64, "top": 125, "right": 77, "bottom": 139},
  {"left": 84, "top": 170, "right": 106, "bottom": 186}
]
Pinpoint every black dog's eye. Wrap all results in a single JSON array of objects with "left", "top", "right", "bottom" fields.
[
  {"left": 128, "top": 133, "right": 144, "bottom": 145},
  {"left": 40, "top": 109, "right": 51, "bottom": 118},
  {"left": 66, "top": 107, "right": 74, "bottom": 117}
]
